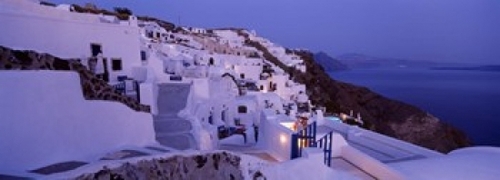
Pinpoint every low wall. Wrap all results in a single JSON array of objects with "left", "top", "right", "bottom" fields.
[
  {"left": 322, "top": 119, "right": 442, "bottom": 158},
  {"left": 0, "top": 71, "right": 156, "bottom": 171},
  {"left": 342, "top": 146, "right": 404, "bottom": 180},
  {"left": 139, "top": 82, "right": 158, "bottom": 115},
  {"left": 257, "top": 110, "right": 294, "bottom": 161}
]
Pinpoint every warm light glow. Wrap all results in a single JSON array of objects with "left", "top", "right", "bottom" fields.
[
  {"left": 280, "top": 122, "right": 295, "bottom": 130},
  {"left": 280, "top": 134, "right": 287, "bottom": 144},
  {"left": 298, "top": 139, "right": 307, "bottom": 148}
]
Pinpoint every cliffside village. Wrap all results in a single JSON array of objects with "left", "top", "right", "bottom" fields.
[{"left": 1, "top": 1, "right": 498, "bottom": 179}]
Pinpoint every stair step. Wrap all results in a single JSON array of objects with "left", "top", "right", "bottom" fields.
[
  {"left": 155, "top": 131, "right": 191, "bottom": 138},
  {"left": 154, "top": 120, "right": 192, "bottom": 132},
  {"left": 156, "top": 134, "right": 195, "bottom": 150},
  {"left": 153, "top": 114, "right": 179, "bottom": 118},
  {"left": 154, "top": 116, "right": 182, "bottom": 121},
  {"left": 153, "top": 83, "right": 196, "bottom": 150},
  {"left": 156, "top": 83, "right": 190, "bottom": 114}
]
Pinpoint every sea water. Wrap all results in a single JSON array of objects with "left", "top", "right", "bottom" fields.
[{"left": 330, "top": 68, "right": 500, "bottom": 146}]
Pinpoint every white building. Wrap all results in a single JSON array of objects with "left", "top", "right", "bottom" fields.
[
  {"left": 0, "top": 0, "right": 144, "bottom": 83},
  {"left": 140, "top": 21, "right": 169, "bottom": 43},
  {"left": 184, "top": 27, "right": 207, "bottom": 34}
]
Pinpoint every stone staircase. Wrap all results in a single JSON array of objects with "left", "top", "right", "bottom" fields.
[{"left": 154, "top": 83, "right": 196, "bottom": 150}]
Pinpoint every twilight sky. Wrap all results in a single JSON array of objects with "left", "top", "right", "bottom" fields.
[{"left": 50, "top": 0, "right": 500, "bottom": 64}]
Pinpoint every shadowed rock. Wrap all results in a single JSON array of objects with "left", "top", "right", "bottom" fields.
[
  {"left": 30, "top": 161, "right": 88, "bottom": 175},
  {"left": 75, "top": 152, "right": 247, "bottom": 180},
  {"left": 100, "top": 150, "right": 150, "bottom": 160}
]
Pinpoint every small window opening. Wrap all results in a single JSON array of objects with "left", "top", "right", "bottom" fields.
[{"left": 112, "top": 58, "right": 122, "bottom": 71}]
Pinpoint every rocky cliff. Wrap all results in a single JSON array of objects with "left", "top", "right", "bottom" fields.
[
  {"left": 73, "top": 152, "right": 263, "bottom": 180},
  {"left": 293, "top": 50, "right": 471, "bottom": 153}
]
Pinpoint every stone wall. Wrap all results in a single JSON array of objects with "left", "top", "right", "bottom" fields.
[
  {"left": 74, "top": 152, "right": 257, "bottom": 180},
  {"left": 0, "top": 46, "right": 150, "bottom": 112}
]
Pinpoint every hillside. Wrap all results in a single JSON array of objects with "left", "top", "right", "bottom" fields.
[{"left": 313, "top": 52, "right": 349, "bottom": 71}]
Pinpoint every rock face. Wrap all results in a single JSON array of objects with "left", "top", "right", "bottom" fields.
[
  {"left": 0, "top": 46, "right": 150, "bottom": 112},
  {"left": 74, "top": 152, "right": 248, "bottom": 180},
  {"left": 292, "top": 50, "right": 471, "bottom": 153}
]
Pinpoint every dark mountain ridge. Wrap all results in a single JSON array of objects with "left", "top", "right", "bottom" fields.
[
  {"left": 313, "top": 52, "right": 349, "bottom": 71},
  {"left": 432, "top": 65, "right": 500, "bottom": 72},
  {"left": 337, "top": 53, "right": 464, "bottom": 69}
]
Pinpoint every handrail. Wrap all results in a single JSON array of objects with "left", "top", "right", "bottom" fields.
[
  {"left": 290, "top": 121, "right": 334, "bottom": 167},
  {"left": 316, "top": 131, "right": 334, "bottom": 167},
  {"left": 112, "top": 81, "right": 126, "bottom": 94},
  {"left": 291, "top": 121, "right": 317, "bottom": 159},
  {"left": 112, "top": 80, "right": 141, "bottom": 101}
]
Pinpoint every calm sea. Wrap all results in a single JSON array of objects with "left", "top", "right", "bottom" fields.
[{"left": 330, "top": 68, "right": 500, "bottom": 147}]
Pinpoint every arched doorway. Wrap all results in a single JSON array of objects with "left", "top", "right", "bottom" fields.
[{"left": 221, "top": 73, "right": 242, "bottom": 96}]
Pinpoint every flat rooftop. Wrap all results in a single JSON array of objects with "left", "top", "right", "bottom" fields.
[{"left": 317, "top": 122, "right": 442, "bottom": 164}]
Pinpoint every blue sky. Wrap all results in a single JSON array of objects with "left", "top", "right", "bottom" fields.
[{"left": 50, "top": 0, "right": 500, "bottom": 64}]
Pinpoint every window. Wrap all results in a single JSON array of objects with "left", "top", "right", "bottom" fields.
[
  {"left": 240, "top": 73, "right": 245, "bottom": 79},
  {"left": 238, "top": 106, "right": 247, "bottom": 113},
  {"left": 260, "top": 85, "right": 264, "bottom": 90},
  {"left": 90, "top": 43, "right": 102, "bottom": 57},
  {"left": 112, "top": 58, "right": 122, "bottom": 71},
  {"left": 209, "top": 57, "right": 214, "bottom": 65},
  {"left": 140, "top": 51, "right": 147, "bottom": 61}
]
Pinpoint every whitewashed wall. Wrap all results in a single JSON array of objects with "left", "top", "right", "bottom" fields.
[
  {"left": 273, "top": 74, "right": 291, "bottom": 99},
  {"left": 233, "top": 59, "right": 263, "bottom": 81},
  {"left": 257, "top": 110, "right": 294, "bottom": 161},
  {"left": 0, "top": 3, "right": 141, "bottom": 82},
  {"left": 0, "top": 71, "right": 155, "bottom": 171}
]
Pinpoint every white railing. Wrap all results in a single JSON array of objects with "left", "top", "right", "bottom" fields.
[{"left": 322, "top": 120, "right": 443, "bottom": 158}]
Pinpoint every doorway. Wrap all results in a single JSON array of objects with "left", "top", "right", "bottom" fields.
[{"left": 90, "top": 43, "right": 102, "bottom": 57}]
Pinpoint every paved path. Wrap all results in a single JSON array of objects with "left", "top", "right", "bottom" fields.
[{"left": 154, "top": 83, "right": 196, "bottom": 150}]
